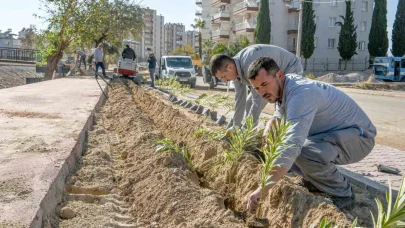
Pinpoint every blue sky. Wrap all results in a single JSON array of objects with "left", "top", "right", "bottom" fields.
[{"left": 0, "top": 0, "right": 399, "bottom": 52}]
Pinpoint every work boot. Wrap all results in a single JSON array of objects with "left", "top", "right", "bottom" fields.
[
  {"left": 330, "top": 193, "right": 355, "bottom": 210},
  {"left": 298, "top": 179, "right": 323, "bottom": 193}
]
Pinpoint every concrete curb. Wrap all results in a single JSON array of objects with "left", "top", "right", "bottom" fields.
[
  {"left": 338, "top": 167, "right": 397, "bottom": 197},
  {"left": 336, "top": 87, "right": 405, "bottom": 98},
  {"left": 30, "top": 85, "right": 108, "bottom": 228}
]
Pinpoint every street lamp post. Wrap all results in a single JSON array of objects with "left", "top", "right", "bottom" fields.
[{"left": 296, "top": 0, "right": 303, "bottom": 57}]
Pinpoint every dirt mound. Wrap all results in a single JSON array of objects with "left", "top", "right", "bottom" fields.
[
  {"left": 52, "top": 82, "right": 382, "bottom": 227},
  {"left": 128, "top": 84, "right": 382, "bottom": 227},
  {"left": 0, "top": 65, "right": 44, "bottom": 89},
  {"left": 317, "top": 71, "right": 379, "bottom": 83}
]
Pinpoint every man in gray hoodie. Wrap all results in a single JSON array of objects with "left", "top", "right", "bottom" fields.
[
  {"left": 246, "top": 57, "right": 376, "bottom": 212},
  {"left": 209, "top": 45, "right": 303, "bottom": 131}
]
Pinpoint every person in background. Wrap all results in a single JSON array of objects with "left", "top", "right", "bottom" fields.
[
  {"left": 122, "top": 45, "right": 136, "bottom": 60},
  {"left": 75, "top": 50, "right": 86, "bottom": 69},
  {"left": 147, "top": 53, "right": 157, "bottom": 87},
  {"left": 94, "top": 43, "right": 108, "bottom": 79},
  {"left": 209, "top": 45, "right": 303, "bottom": 132}
]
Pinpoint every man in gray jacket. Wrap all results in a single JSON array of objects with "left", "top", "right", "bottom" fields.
[
  {"left": 210, "top": 45, "right": 303, "bottom": 131},
  {"left": 246, "top": 57, "right": 376, "bottom": 212}
]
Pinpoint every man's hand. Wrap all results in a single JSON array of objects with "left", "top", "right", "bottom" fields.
[
  {"left": 225, "top": 126, "right": 239, "bottom": 137},
  {"left": 262, "top": 117, "right": 282, "bottom": 147},
  {"left": 247, "top": 188, "right": 262, "bottom": 214}
]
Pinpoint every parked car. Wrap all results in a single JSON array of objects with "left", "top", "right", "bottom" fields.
[{"left": 158, "top": 56, "right": 197, "bottom": 88}]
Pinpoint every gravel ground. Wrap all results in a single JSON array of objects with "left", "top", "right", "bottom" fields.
[{"left": 0, "top": 65, "right": 44, "bottom": 89}]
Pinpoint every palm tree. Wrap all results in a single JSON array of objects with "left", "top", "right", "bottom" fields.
[{"left": 191, "top": 18, "right": 205, "bottom": 60}]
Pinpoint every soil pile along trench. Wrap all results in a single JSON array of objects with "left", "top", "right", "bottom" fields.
[
  {"left": 126, "top": 83, "right": 382, "bottom": 227},
  {"left": 52, "top": 81, "right": 382, "bottom": 227},
  {"left": 52, "top": 82, "right": 246, "bottom": 228}
]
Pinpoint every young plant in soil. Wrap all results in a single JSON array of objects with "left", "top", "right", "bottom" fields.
[
  {"left": 223, "top": 116, "right": 260, "bottom": 183},
  {"left": 155, "top": 138, "right": 194, "bottom": 170},
  {"left": 194, "top": 127, "right": 226, "bottom": 142},
  {"left": 370, "top": 175, "right": 405, "bottom": 228},
  {"left": 256, "top": 118, "right": 295, "bottom": 219}
]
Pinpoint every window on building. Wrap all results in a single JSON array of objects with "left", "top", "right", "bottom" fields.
[
  {"left": 329, "top": 17, "right": 337, "bottom": 27},
  {"left": 328, "top": 38, "right": 335, "bottom": 48},
  {"left": 314, "top": 37, "right": 317, "bottom": 48},
  {"left": 361, "top": 21, "right": 367, "bottom": 31},
  {"left": 330, "top": 0, "right": 337, "bottom": 6},
  {"left": 362, "top": 1, "right": 368, "bottom": 11},
  {"left": 358, "top": 41, "right": 365, "bottom": 50}
]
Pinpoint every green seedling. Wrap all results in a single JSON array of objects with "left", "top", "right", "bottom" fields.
[
  {"left": 223, "top": 116, "right": 260, "bottom": 183},
  {"left": 371, "top": 175, "right": 405, "bottom": 228},
  {"left": 193, "top": 127, "right": 226, "bottom": 141},
  {"left": 155, "top": 138, "right": 194, "bottom": 170},
  {"left": 257, "top": 118, "right": 295, "bottom": 217}
]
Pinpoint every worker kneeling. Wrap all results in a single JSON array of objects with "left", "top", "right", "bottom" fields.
[{"left": 246, "top": 57, "right": 376, "bottom": 212}]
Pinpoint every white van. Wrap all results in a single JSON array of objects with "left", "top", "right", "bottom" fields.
[{"left": 158, "top": 56, "right": 197, "bottom": 88}]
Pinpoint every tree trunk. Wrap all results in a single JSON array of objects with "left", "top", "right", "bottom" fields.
[
  {"left": 44, "top": 52, "right": 63, "bottom": 81},
  {"left": 198, "top": 31, "right": 202, "bottom": 60},
  {"left": 304, "top": 58, "right": 308, "bottom": 71},
  {"left": 344, "top": 59, "right": 348, "bottom": 71}
]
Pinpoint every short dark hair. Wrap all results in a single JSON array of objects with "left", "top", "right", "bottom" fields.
[
  {"left": 126, "top": 45, "right": 130, "bottom": 48},
  {"left": 248, "top": 57, "right": 280, "bottom": 80},
  {"left": 209, "top": 54, "right": 233, "bottom": 76}
]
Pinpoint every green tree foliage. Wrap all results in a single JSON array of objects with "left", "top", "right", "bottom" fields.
[
  {"left": 36, "top": 0, "right": 144, "bottom": 80},
  {"left": 368, "top": 0, "right": 389, "bottom": 58},
  {"left": 391, "top": 0, "right": 405, "bottom": 57},
  {"left": 301, "top": 0, "right": 316, "bottom": 70},
  {"left": 254, "top": 0, "right": 271, "bottom": 44},
  {"left": 191, "top": 18, "right": 205, "bottom": 59},
  {"left": 336, "top": 0, "right": 357, "bottom": 70}
]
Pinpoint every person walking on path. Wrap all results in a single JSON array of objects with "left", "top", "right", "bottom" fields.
[
  {"left": 75, "top": 50, "right": 87, "bottom": 69},
  {"left": 94, "top": 43, "right": 107, "bottom": 79},
  {"left": 209, "top": 44, "right": 303, "bottom": 132},
  {"left": 147, "top": 53, "right": 157, "bottom": 87},
  {"left": 245, "top": 57, "right": 376, "bottom": 212}
]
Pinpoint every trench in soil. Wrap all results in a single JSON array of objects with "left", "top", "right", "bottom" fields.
[{"left": 48, "top": 80, "right": 383, "bottom": 227}]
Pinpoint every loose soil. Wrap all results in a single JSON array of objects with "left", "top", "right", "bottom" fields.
[{"left": 50, "top": 81, "right": 384, "bottom": 227}]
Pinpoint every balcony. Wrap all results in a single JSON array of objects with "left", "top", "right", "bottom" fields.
[
  {"left": 196, "top": 0, "right": 202, "bottom": 6},
  {"left": 211, "top": 0, "right": 231, "bottom": 8},
  {"left": 196, "top": 10, "right": 202, "bottom": 16},
  {"left": 288, "top": 1, "right": 300, "bottom": 13},
  {"left": 287, "top": 24, "right": 298, "bottom": 34},
  {"left": 211, "top": 12, "right": 231, "bottom": 24},
  {"left": 233, "top": 1, "right": 259, "bottom": 16},
  {"left": 233, "top": 22, "right": 256, "bottom": 33},
  {"left": 212, "top": 29, "right": 229, "bottom": 40}
]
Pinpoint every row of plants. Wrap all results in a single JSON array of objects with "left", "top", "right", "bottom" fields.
[
  {"left": 150, "top": 79, "right": 405, "bottom": 228},
  {"left": 154, "top": 78, "right": 234, "bottom": 125}
]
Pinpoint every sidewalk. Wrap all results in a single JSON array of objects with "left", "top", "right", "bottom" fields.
[{"left": 338, "top": 87, "right": 405, "bottom": 98}]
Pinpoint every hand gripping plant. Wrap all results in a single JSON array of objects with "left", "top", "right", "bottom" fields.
[{"left": 257, "top": 118, "right": 295, "bottom": 218}]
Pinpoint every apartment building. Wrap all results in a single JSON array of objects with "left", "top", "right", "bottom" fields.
[
  {"left": 164, "top": 23, "right": 186, "bottom": 55},
  {"left": 154, "top": 15, "right": 165, "bottom": 60},
  {"left": 185, "top": 30, "right": 199, "bottom": 52},
  {"left": 195, "top": 0, "right": 372, "bottom": 60},
  {"left": 0, "top": 29, "right": 21, "bottom": 48},
  {"left": 141, "top": 9, "right": 165, "bottom": 61}
]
